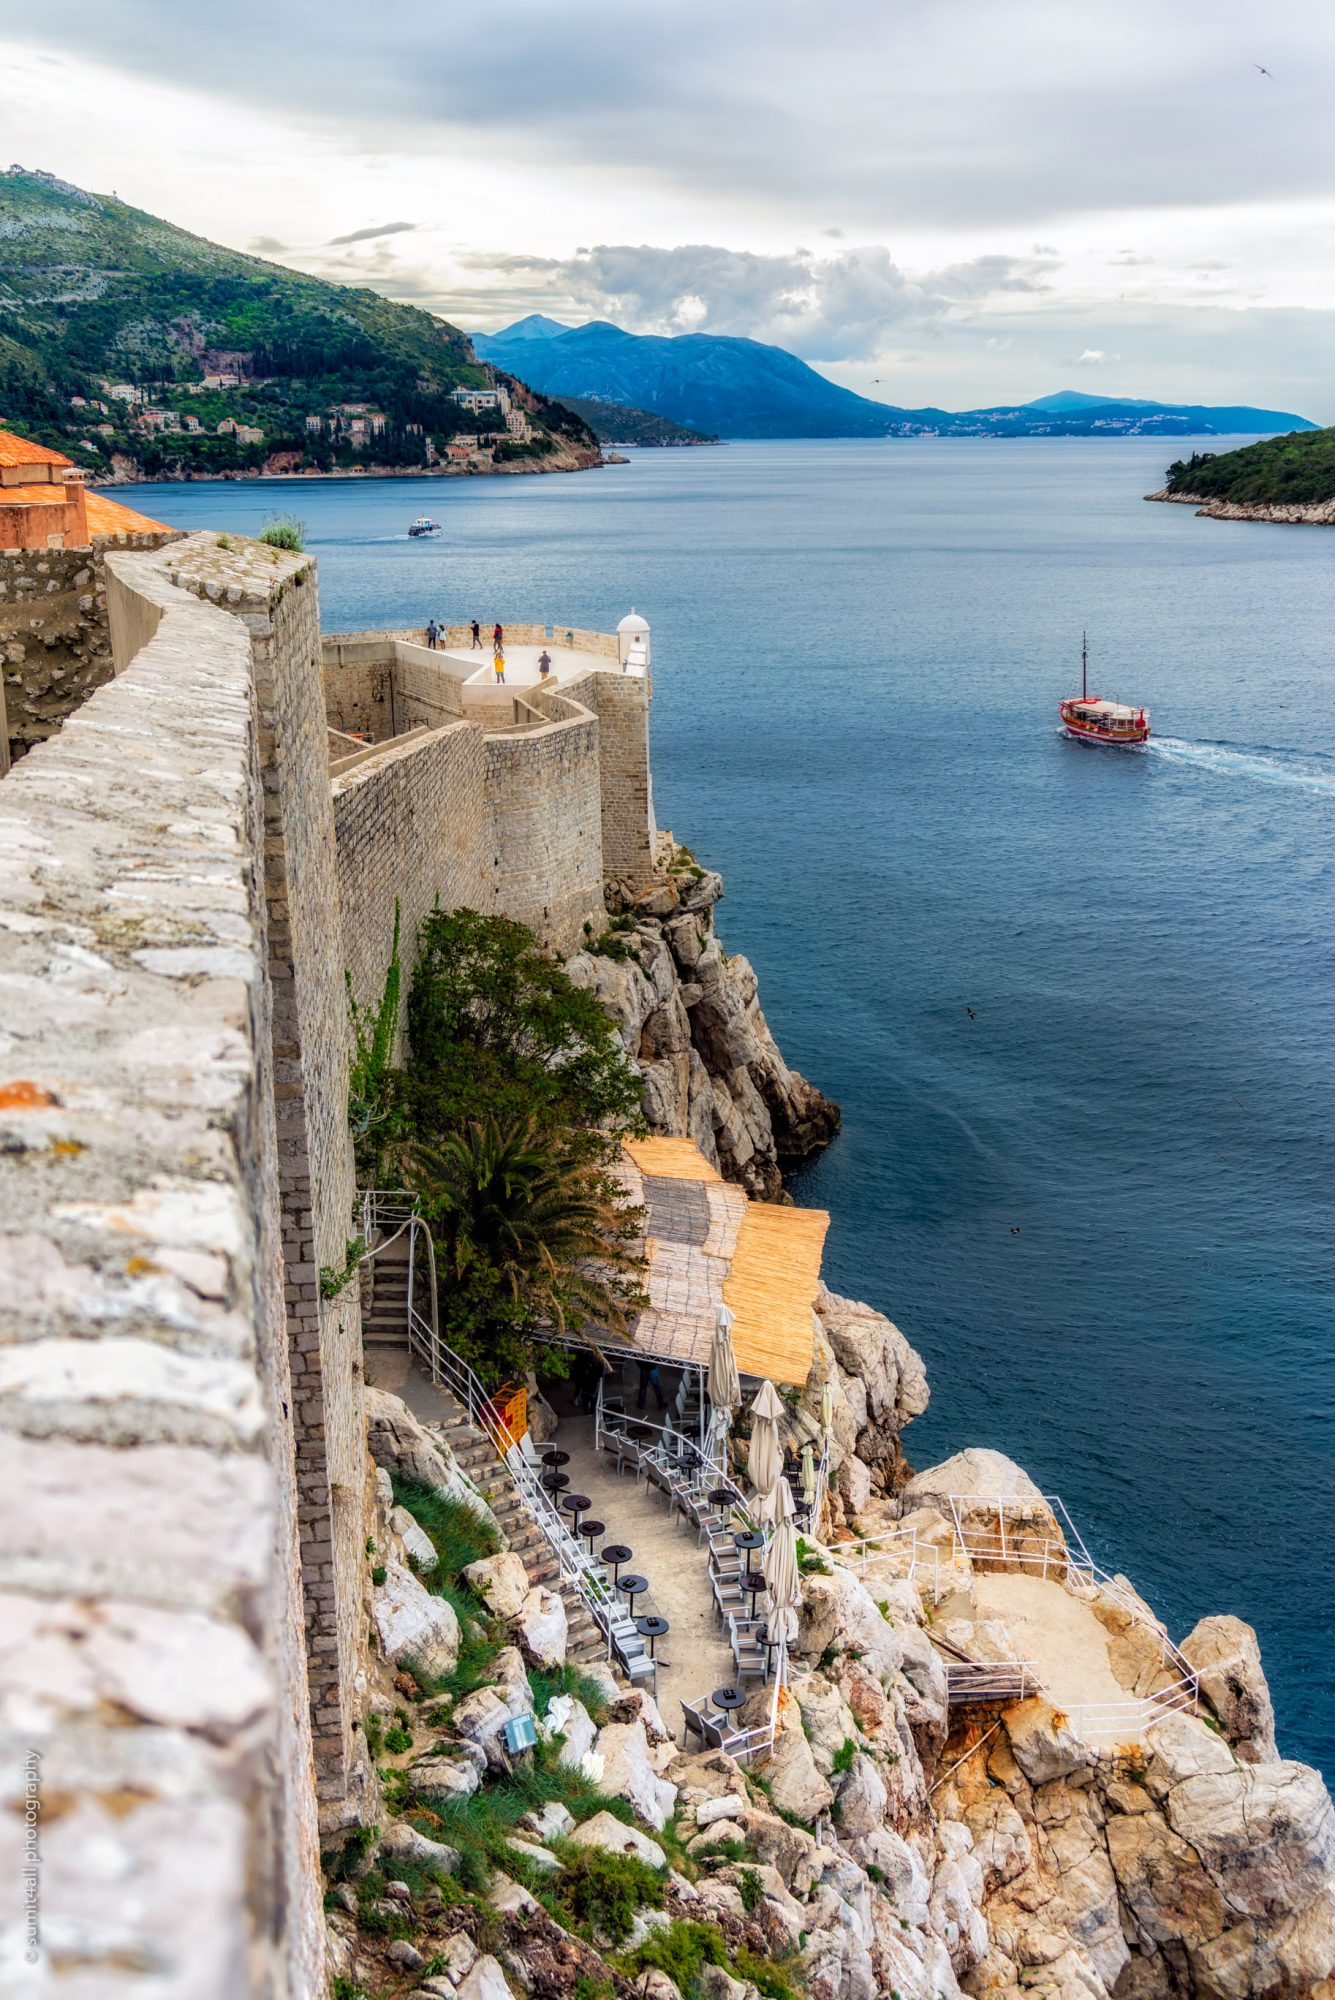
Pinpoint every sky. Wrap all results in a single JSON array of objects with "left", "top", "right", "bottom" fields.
[{"left": 5, "top": 0, "right": 1334, "bottom": 417}]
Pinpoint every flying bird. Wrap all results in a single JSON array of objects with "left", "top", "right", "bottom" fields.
[
  {"left": 1253, "top": 63, "right": 1274, "bottom": 78},
  {"left": 966, "top": 1006, "right": 976, "bottom": 1020}
]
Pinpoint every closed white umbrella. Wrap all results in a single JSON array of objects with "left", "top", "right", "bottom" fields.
[
  {"left": 800, "top": 1444, "right": 817, "bottom": 1506},
  {"left": 759, "top": 1478, "right": 797, "bottom": 1528},
  {"left": 747, "top": 1378, "right": 785, "bottom": 1498},
  {"left": 820, "top": 1381, "right": 835, "bottom": 1437},
  {"left": 707, "top": 1306, "right": 742, "bottom": 1474},
  {"left": 763, "top": 1513, "right": 801, "bottom": 1650}
]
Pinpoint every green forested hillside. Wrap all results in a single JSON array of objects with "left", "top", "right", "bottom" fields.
[
  {"left": 1164, "top": 429, "right": 1335, "bottom": 506},
  {"left": 550, "top": 393, "right": 718, "bottom": 445},
  {"left": 0, "top": 168, "right": 595, "bottom": 477}
]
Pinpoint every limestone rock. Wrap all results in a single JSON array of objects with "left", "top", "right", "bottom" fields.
[
  {"left": 568, "top": 1808, "right": 666, "bottom": 1869},
  {"left": 513, "top": 1585, "right": 567, "bottom": 1668},
  {"left": 452, "top": 1672, "right": 533, "bottom": 1770},
  {"left": 593, "top": 1720, "right": 677, "bottom": 1829},
  {"left": 378, "top": 1819, "right": 461, "bottom": 1875},
  {"left": 408, "top": 1745, "right": 482, "bottom": 1807},
  {"left": 463, "top": 1551, "right": 530, "bottom": 1620},
  {"left": 1004, "top": 1698, "right": 1092, "bottom": 1786},
  {"left": 1180, "top": 1613, "right": 1278, "bottom": 1763},
  {"left": 457, "top": 1952, "right": 513, "bottom": 2000},
  {"left": 366, "top": 1386, "right": 502, "bottom": 1537},
  {"left": 696, "top": 1791, "right": 748, "bottom": 1827},
  {"left": 762, "top": 1704, "right": 834, "bottom": 1823},
  {"left": 389, "top": 1504, "right": 438, "bottom": 1572},
  {"left": 373, "top": 1559, "right": 460, "bottom": 1679},
  {"left": 904, "top": 1448, "right": 1062, "bottom": 1548},
  {"left": 797, "top": 1567, "right": 903, "bottom": 1688},
  {"left": 546, "top": 1695, "right": 598, "bottom": 1770}
]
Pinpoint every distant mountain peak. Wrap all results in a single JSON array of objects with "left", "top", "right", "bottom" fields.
[{"left": 488, "top": 313, "right": 571, "bottom": 341}]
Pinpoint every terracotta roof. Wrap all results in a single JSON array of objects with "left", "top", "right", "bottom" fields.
[
  {"left": 0, "top": 427, "right": 73, "bottom": 469},
  {"left": 85, "top": 489, "right": 170, "bottom": 536},
  {"left": 0, "top": 484, "right": 67, "bottom": 506}
]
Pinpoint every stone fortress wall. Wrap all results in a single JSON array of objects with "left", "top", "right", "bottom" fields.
[
  {"left": 0, "top": 535, "right": 659, "bottom": 1996},
  {"left": 324, "top": 628, "right": 656, "bottom": 1037},
  {"left": 0, "top": 529, "right": 177, "bottom": 771}
]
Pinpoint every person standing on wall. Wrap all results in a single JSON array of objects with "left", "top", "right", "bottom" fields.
[
  {"left": 538, "top": 649, "right": 552, "bottom": 680},
  {"left": 493, "top": 647, "right": 506, "bottom": 684},
  {"left": 471, "top": 619, "right": 482, "bottom": 648},
  {"left": 493, "top": 621, "right": 504, "bottom": 652},
  {"left": 425, "top": 617, "right": 438, "bottom": 650}
]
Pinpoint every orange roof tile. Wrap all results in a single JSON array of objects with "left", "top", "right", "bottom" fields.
[
  {"left": 0, "top": 484, "right": 68, "bottom": 506},
  {"left": 85, "top": 489, "right": 170, "bottom": 536},
  {"left": 0, "top": 427, "right": 73, "bottom": 469}
]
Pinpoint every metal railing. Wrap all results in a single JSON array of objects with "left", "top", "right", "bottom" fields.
[{"left": 813, "top": 1493, "right": 1198, "bottom": 1743}]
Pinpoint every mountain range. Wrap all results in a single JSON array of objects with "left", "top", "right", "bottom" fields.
[
  {"left": 0, "top": 169, "right": 595, "bottom": 478},
  {"left": 475, "top": 317, "right": 1316, "bottom": 442}
]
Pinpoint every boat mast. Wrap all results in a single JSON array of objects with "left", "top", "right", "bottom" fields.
[{"left": 1081, "top": 631, "right": 1088, "bottom": 700}]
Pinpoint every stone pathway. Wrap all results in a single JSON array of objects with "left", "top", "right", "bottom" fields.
[
  {"left": 973, "top": 1570, "right": 1134, "bottom": 1742},
  {"left": 548, "top": 1412, "right": 737, "bottom": 1736}
]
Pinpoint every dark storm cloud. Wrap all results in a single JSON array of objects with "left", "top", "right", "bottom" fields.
[
  {"left": 13, "top": 0, "right": 1334, "bottom": 230},
  {"left": 328, "top": 221, "right": 417, "bottom": 245}
]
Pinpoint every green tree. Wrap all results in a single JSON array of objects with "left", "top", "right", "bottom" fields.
[
  {"left": 404, "top": 907, "right": 642, "bottom": 1155},
  {"left": 398, "top": 1116, "right": 645, "bottom": 1379}
]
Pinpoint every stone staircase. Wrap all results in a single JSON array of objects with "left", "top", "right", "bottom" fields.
[
  {"left": 436, "top": 1411, "right": 608, "bottom": 1669},
  {"left": 363, "top": 1232, "right": 413, "bottom": 1348}
]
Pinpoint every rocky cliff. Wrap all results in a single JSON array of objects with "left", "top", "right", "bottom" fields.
[
  {"left": 566, "top": 846, "right": 839, "bottom": 1200},
  {"left": 1146, "top": 489, "right": 1335, "bottom": 526}
]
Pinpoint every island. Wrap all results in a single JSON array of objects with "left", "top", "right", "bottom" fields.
[{"left": 1147, "top": 427, "right": 1335, "bottom": 524}]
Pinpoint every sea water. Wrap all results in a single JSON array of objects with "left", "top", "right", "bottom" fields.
[{"left": 134, "top": 439, "right": 1335, "bottom": 1775}]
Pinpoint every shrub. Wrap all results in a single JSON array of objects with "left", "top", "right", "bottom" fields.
[
  {"left": 553, "top": 1844, "right": 664, "bottom": 1942},
  {"left": 384, "top": 1720, "right": 413, "bottom": 1755},
  {"left": 626, "top": 1918, "right": 728, "bottom": 1995},
  {"left": 736, "top": 1865, "right": 764, "bottom": 1913},
  {"left": 258, "top": 513, "right": 305, "bottom": 550},
  {"left": 831, "top": 1738, "right": 856, "bottom": 1775}
]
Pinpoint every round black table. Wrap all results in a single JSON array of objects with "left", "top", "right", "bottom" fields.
[
  {"left": 578, "top": 1517, "right": 605, "bottom": 1553},
  {"left": 601, "top": 1543, "right": 633, "bottom": 1584},
  {"left": 634, "top": 1613, "right": 669, "bottom": 1659},
  {"left": 712, "top": 1685, "right": 747, "bottom": 1713},
  {"left": 618, "top": 1572, "right": 649, "bottom": 1607},
  {"left": 739, "top": 1569, "right": 766, "bottom": 1616},
  {"left": 541, "top": 1470, "right": 570, "bottom": 1496},
  {"left": 708, "top": 1487, "right": 737, "bottom": 1510},
  {"left": 734, "top": 1529, "right": 765, "bottom": 1555},
  {"left": 562, "top": 1492, "right": 592, "bottom": 1533},
  {"left": 756, "top": 1622, "right": 784, "bottom": 1675},
  {"left": 541, "top": 1448, "right": 570, "bottom": 1469}
]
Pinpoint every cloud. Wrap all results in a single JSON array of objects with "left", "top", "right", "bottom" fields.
[
  {"left": 1072, "top": 348, "right": 1119, "bottom": 365},
  {"left": 328, "top": 219, "right": 417, "bottom": 245},
  {"left": 456, "top": 241, "right": 1060, "bottom": 361},
  {"left": 249, "top": 234, "right": 289, "bottom": 254},
  {"left": 9, "top": 0, "right": 1335, "bottom": 235}
]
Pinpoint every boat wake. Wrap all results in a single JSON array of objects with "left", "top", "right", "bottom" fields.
[{"left": 1149, "top": 737, "right": 1335, "bottom": 797}]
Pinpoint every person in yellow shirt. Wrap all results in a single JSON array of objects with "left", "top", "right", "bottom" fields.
[{"left": 493, "top": 649, "right": 506, "bottom": 684}]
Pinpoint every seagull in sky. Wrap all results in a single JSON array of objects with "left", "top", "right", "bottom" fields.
[{"left": 1253, "top": 63, "right": 1274, "bottom": 78}]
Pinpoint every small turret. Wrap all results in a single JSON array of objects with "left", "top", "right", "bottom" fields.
[{"left": 616, "top": 607, "right": 651, "bottom": 673}]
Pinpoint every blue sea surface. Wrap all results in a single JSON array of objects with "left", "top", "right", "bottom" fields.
[{"left": 134, "top": 440, "right": 1335, "bottom": 1775}]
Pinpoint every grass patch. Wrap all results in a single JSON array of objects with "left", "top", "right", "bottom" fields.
[
  {"left": 551, "top": 1843, "right": 665, "bottom": 1943},
  {"left": 393, "top": 1477, "right": 505, "bottom": 1700},
  {"left": 527, "top": 1661, "right": 612, "bottom": 1727},
  {"left": 831, "top": 1738, "right": 856, "bottom": 1776},
  {"left": 795, "top": 1538, "right": 830, "bottom": 1577},
  {"left": 736, "top": 1865, "right": 764, "bottom": 1913},
  {"left": 693, "top": 1836, "right": 747, "bottom": 1866},
  {"left": 625, "top": 1918, "right": 728, "bottom": 1995},
  {"left": 409, "top": 1742, "right": 637, "bottom": 1888}
]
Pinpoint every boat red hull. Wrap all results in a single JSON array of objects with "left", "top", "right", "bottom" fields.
[{"left": 1059, "top": 704, "right": 1150, "bottom": 748}]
